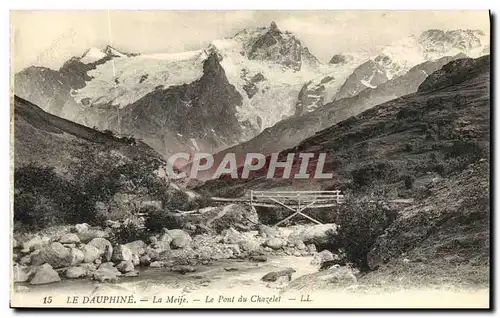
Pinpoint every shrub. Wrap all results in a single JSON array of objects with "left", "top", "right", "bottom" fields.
[
  {"left": 350, "top": 162, "right": 398, "bottom": 190},
  {"left": 334, "top": 200, "right": 398, "bottom": 270}
]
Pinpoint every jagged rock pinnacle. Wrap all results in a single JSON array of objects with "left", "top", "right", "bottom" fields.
[{"left": 270, "top": 21, "right": 280, "bottom": 33}]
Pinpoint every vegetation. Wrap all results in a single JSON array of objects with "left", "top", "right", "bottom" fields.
[{"left": 334, "top": 200, "right": 398, "bottom": 271}]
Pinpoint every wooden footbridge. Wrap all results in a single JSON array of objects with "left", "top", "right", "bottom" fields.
[{"left": 211, "top": 190, "right": 345, "bottom": 226}]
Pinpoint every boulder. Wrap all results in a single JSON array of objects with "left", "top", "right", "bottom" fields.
[
  {"left": 166, "top": 229, "right": 192, "bottom": 249},
  {"left": 306, "top": 244, "right": 317, "bottom": 254},
  {"left": 261, "top": 268, "right": 296, "bottom": 282},
  {"left": 105, "top": 220, "right": 121, "bottom": 229},
  {"left": 87, "top": 238, "right": 113, "bottom": 262},
  {"left": 13, "top": 265, "right": 32, "bottom": 282},
  {"left": 75, "top": 223, "right": 90, "bottom": 233},
  {"left": 59, "top": 233, "right": 80, "bottom": 244},
  {"left": 249, "top": 255, "right": 268, "bottom": 262},
  {"left": 152, "top": 234, "right": 172, "bottom": 252},
  {"left": 239, "top": 239, "right": 260, "bottom": 253},
  {"left": 30, "top": 264, "right": 61, "bottom": 285},
  {"left": 69, "top": 248, "right": 85, "bottom": 265},
  {"left": 79, "top": 263, "right": 97, "bottom": 275},
  {"left": 82, "top": 245, "right": 101, "bottom": 263},
  {"left": 264, "top": 238, "right": 285, "bottom": 250},
  {"left": 116, "top": 260, "right": 135, "bottom": 273},
  {"left": 77, "top": 229, "right": 108, "bottom": 244},
  {"left": 65, "top": 266, "right": 87, "bottom": 279},
  {"left": 171, "top": 265, "right": 196, "bottom": 274},
  {"left": 111, "top": 245, "right": 133, "bottom": 262},
  {"left": 124, "top": 240, "right": 146, "bottom": 257},
  {"left": 221, "top": 227, "right": 245, "bottom": 245},
  {"left": 31, "top": 242, "right": 72, "bottom": 268},
  {"left": 294, "top": 240, "right": 306, "bottom": 250},
  {"left": 285, "top": 266, "right": 357, "bottom": 291},
  {"left": 22, "top": 236, "right": 50, "bottom": 252},
  {"left": 311, "top": 250, "right": 335, "bottom": 265},
  {"left": 92, "top": 267, "right": 120, "bottom": 283},
  {"left": 99, "top": 262, "right": 117, "bottom": 271},
  {"left": 139, "top": 255, "right": 151, "bottom": 266},
  {"left": 258, "top": 224, "right": 279, "bottom": 238},
  {"left": 132, "top": 254, "right": 140, "bottom": 266},
  {"left": 204, "top": 204, "right": 258, "bottom": 231},
  {"left": 288, "top": 223, "right": 338, "bottom": 247},
  {"left": 149, "top": 261, "right": 163, "bottom": 268}
]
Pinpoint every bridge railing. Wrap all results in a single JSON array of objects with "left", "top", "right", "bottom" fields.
[{"left": 250, "top": 190, "right": 345, "bottom": 204}]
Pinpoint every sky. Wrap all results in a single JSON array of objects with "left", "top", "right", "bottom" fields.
[{"left": 10, "top": 10, "right": 490, "bottom": 72}]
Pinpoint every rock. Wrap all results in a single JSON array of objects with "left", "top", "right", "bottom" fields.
[
  {"left": 293, "top": 251, "right": 301, "bottom": 257},
  {"left": 69, "top": 248, "right": 84, "bottom": 265},
  {"left": 111, "top": 245, "right": 133, "bottom": 262},
  {"left": 19, "top": 255, "right": 31, "bottom": 266},
  {"left": 82, "top": 245, "right": 101, "bottom": 263},
  {"left": 151, "top": 233, "right": 171, "bottom": 252},
  {"left": 311, "top": 250, "right": 335, "bottom": 265},
  {"left": 92, "top": 268, "right": 120, "bottom": 283},
  {"left": 258, "top": 224, "right": 279, "bottom": 238},
  {"left": 22, "top": 236, "right": 49, "bottom": 252},
  {"left": 166, "top": 229, "right": 192, "bottom": 249},
  {"left": 288, "top": 223, "right": 338, "bottom": 247},
  {"left": 294, "top": 240, "right": 306, "bottom": 250},
  {"left": 261, "top": 268, "right": 296, "bottom": 282},
  {"left": 59, "top": 233, "right": 80, "bottom": 244},
  {"left": 264, "top": 238, "right": 285, "bottom": 250},
  {"left": 221, "top": 227, "right": 245, "bottom": 245},
  {"left": 124, "top": 240, "right": 146, "bottom": 257},
  {"left": 79, "top": 263, "right": 97, "bottom": 274},
  {"left": 99, "top": 262, "right": 116, "bottom": 271},
  {"left": 13, "top": 265, "right": 32, "bottom": 282},
  {"left": 87, "top": 238, "right": 113, "bottom": 262},
  {"left": 65, "top": 266, "right": 87, "bottom": 279},
  {"left": 306, "top": 244, "right": 317, "bottom": 254},
  {"left": 75, "top": 223, "right": 90, "bottom": 233},
  {"left": 224, "top": 267, "right": 238, "bottom": 272},
  {"left": 94, "top": 259, "right": 102, "bottom": 266},
  {"left": 30, "top": 264, "right": 61, "bottom": 285},
  {"left": 124, "top": 271, "right": 139, "bottom": 277},
  {"left": 145, "top": 246, "right": 161, "bottom": 260},
  {"left": 205, "top": 204, "right": 259, "bottom": 231},
  {"left": 132, "top": 254, "right": 140, "bottom": 266},
  {"left": 31, "top": 242, "right": 72, "bottom": 268},
  {"left": 239, "top": 240, "right": 260, "bottom": 253},
  {"left": 149, "top": 261, "right": 163, "bottom": 268},
  {"left": 171, "top": 265, "right": 196, "bottom": 274},
  {"left": 250, "top": 255, "right": 267, "bottom": 262},
  {"left": 77, "top": 229, "right": 108, "bottom": 244},
  {"left": 139, "top": 255, "right": 151, "bottom": 266},
  {"left": 116, "top": 261, "right": 135, "bottom": 273},
  {"left": 63, "top": 244, "right": 76, "bottom": 249},
  {"left": 287, "top": 266, "right": 357, "bottom": 291}
]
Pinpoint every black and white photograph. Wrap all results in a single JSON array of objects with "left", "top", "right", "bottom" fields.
[{"left": 9, "top": 10, "right": 491, "bottom": 309}]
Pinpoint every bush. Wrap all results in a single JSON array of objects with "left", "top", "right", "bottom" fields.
[
  {"left": 350, "top": 162, "right": 398, "bottom": 190},
  {"left": 108, "top": 219, "right": 147, "bottom": 245},
  {"left": 335, "top": 200, "right": 398, "bottom": 270}
]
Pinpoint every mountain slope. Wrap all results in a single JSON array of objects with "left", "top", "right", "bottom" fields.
[
  {"left": 13, "top": 95, "right": 162, "bottom": 177},
  {"left": 198, "top": 55, "right": 490, "bottom": 196},
  {"left": 209, "top": 54, "right": 471, "bottom": 176}
]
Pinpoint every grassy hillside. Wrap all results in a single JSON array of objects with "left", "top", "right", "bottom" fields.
[{"left": 12, "top": 96, "right": 172, "bottom": 231}]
